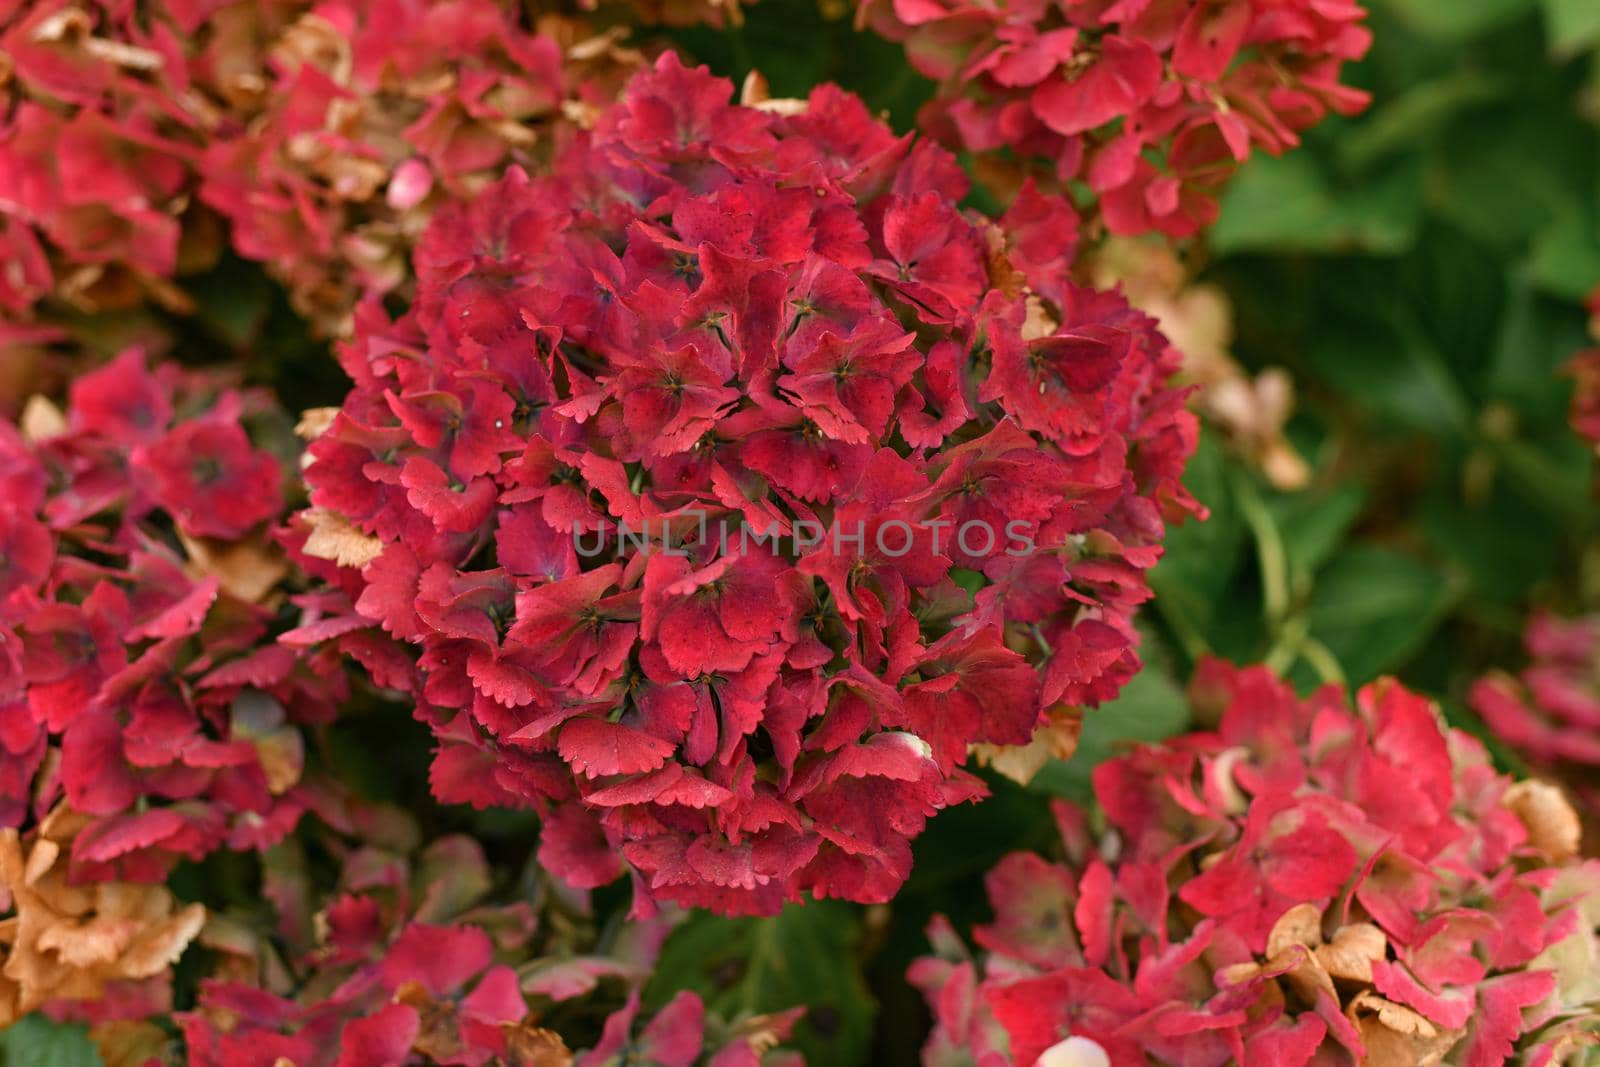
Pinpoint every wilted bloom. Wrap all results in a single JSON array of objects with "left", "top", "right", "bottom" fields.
[
  {"left": 0, "top": 348, "right": 342, "bottom": 881},
  {"left": 911, "top": 661, "right": 1600, "bottom": 1066},
  {"left": 0, "top": 806, "right": 206, "bottom": 1026},
  {"left": 296, "top": 53, "right": 1200, "bottom": 915},
  {"left": 856, "top": 0, "right": 1372, "bottom": 242}
]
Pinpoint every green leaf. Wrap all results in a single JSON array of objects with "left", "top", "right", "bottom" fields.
[
  {"left": 905, "top": 776, "right": 1057, "bottom": 891},
  {"left": 666, "top": 0, "right": 932, "bottom": 130},
  {"left": 1029, "top": 669, "right": 1192, "bottom": 804},
  {"left": 1487, "top": 269, "right": 1591, "bottom": 410},
  {"left": 0, "top": 1016, "right": 103, "bottom": 1067},
  {"left": 184, "top": 254, "right": 275, "bottom": 348},
  {"left": 1301, "top": 310, "right": 1475, "bottom": 437},
  {"left": 646, "top": 901, "right": 874, "bottom": 1066},
  {"left": 1545, "top": 0, "right": 1600, "bottom": 55},
  {"left": 1419, "top": 483, "right": 1569, "bottom": 604},
  {"left": 1305, "top": 547, "right": 1457, "bottom": 684},
  {"left": 1149, "top": 432, "right": 1244, "bottom": 644},
  {"left": 1383, "top": 0, "right": 1537, "bottom": 40},
  {"left": 1271, "top": 482, "right": 1368, "bottom": 593},
  {"left": 1428, "top": 105, "right": 1591, "bottom": 248},
  {"left": 1211, "top": 153, "right": 1423, "bottom": 256},
  {"left": 1529, "top": 213, "right": 1600, "bottom": 301},
  {"left": 1336, "top": 71, "right": 1506, "bottom": 172}
]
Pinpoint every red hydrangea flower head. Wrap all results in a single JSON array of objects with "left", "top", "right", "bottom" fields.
[
  {"left": 855, "top": 0, "right": 1372, "bottom": 243},
  {"left": 0, "top": 0, "right": 728, "bottom": 341},
  {"left": 299, "top": 52, "right": 1200, "bottom": 915},
  {"left": 911, "top": 661, "right": 1600, "bottom": 1066},
  {"left": 177, "top": 820, "right": 805, "bottom": 1067},
  {"left": 1567, "top": 284, "right": 1600, "bottom": 481},
  {"left": 1472, "top": 611, "right": 1600, "bottom": 844},
  {"left": 0, "top": 0, "right": 213, "bottom": 322},
  {"left": 194, "top": 0, "right": 653, "bottom": 335},
  {"left": 0, "top": 347, "right": 343, "bottom": 879}
]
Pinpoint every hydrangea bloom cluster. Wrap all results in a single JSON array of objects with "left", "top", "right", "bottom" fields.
[
  {"left": 1472, "top": 612, "right": 1600, "bottom": 844},
  {"left": 1568, "top": 285, "right": 1600, "bottom": 478},
  {"left": 178, "top": 816, "right": 803, "bottom": 1067},
  {"left": 0, "top": 348, "right": 344, "bottom": 882},
  {"left": 855, "top": 0, "right": 1372, "bottom": 241},
  {"left": 0, "top": 0, "right": 213, "bottom": 322},
  {"left": 2, "top": 779, "right": 806, "bottom": 1063},
  {"left": 0, "top": 0, "right": 744, "bottom": 342},
  {"left": 184, "top": 920, "right": 802, "bottom": 1067},
  {"left": 297, "top": 52, "right": 1199, "bottom": 915},
  {"left": 195, "top": 0, "right": 649, "bottom": 336},
  {"left": 911, "top": 661, "right": 1600, "bottom": 1066}
]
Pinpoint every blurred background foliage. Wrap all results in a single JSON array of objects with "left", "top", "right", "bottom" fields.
[{"left": 25, "top": 2, "right": 1589, "bottom": 1064}]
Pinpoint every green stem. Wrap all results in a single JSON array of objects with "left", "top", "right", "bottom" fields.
[{"left": 1233, "top": 470, "right": 1291, "bottom": 627}]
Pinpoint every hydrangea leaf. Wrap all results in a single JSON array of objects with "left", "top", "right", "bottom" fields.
[
  {"left": 1544, "top": 0, "right": 1600, "bottom": 54},
  {"left": 0, "top": 1016, "right": 103, "bottom": 1067},
  {"left": 645, "top": 901, "right": 874, "bottom": 1066},
  {"left": 1029, "top": 668, "right": 1192, "bottom": 804},
  {"left": 1306, "top": 547, "right": 1457, "bottom": 685},
  {"left": 1383, "top": 0, "right": 1537, "bottom": 40},
  {"left": 1210, "top": 153, "right": 1423, "bottom": 256}
]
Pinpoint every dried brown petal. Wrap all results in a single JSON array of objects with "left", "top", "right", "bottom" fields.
[
  {"left": 19, "top": 395, "right": 66, "bottom": 442},
  {"left": 1502, "top": 780, "right": 1582, "bottom": 862},
  {"left": 739, "top": 69, "right": 773, "bottom": 106},
  {"left": 1348, "top": 991, "right": 1461, "bottom": 1067},
  {"left": 301, "top": 506, "right": 385, "bottom": 568},
  {"left": 0, "top": 813, "right": 205, "bottom": 1013},
  {"left": 1266, "top": 903, "right": 1324, "bottom": 958},
  {"left": 969, "top": 706, "right": 1081, "bottom": 786},
  {"left": 30, "top": 7, "right": 91, "bottom": 43},
  {"left": 397, "top": 979, "right": 464, "bottom": 1062},
  {"left": 502, "top": 1023, "right": 573, "bottom": 1066},
  {"left": 180, "top": 531, "right": 290, "bottom": 605},
  {"left": 1315, "top": 922, "right": 1386, "bottom": 984},
  {"left": 983, "top": 224, "right": 1027, "bottom": 301},
  {"left": 1021, "top": 295, "right": 1059, "bottom": 341},
  {"left": 118, "top": 902, "right": 206, "bottom": 977},
  {"left": 1210, "top": 747, "right": 1251, "bottom": 816},
  {"left": 89, "top": 1019, "right": 172, "bottom": 1067},
  {"left": 81, "top": 36, "right": 164, "bottom": 71}
]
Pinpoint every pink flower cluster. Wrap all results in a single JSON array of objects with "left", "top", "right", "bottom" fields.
[
  {"left": 0, "top": 0, "right": 666, "bottom": 340},
  {"left": 0, "top": 348, "right": 343, "bottom": 881},
  {"left": 1472, "top": 612, "right": 1600, "bottom": 836},
  {"left": 190, "top": 947, "right": 799, "bottom": 1067},
  {"left": 1568, "top": 285, "right": 1600, "bottom": 474},
  {"left": 177, "top": 811, "right": 802, "bottom": 1067},
  {"left": 296, "top": 52, "right": 1199, "bottom": 915},
  {"left": 856, "top": 0, "right": 1372, "bottom": 240},
  {"left": 0, "top": 0, "right": 208, "bottom": 322},
  {"left": 911, "top": 661, "right": 1600, "bottom": 1066},
  {"left": 195, "top": 0, "right": 643, "bottom": 335}
]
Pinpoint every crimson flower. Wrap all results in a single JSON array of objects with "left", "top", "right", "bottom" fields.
[
  {"left": 178, "top": 819, "right": 804, "bottom": 1067},
  {"left": 296, "top": 53, "right": 1199, "bottom": 914},
  {"left": 1472, "top": 611, "right": 1600, "bottom": 848},
  {"left": 0, "top": 348, "right": 342, "bottom": 882},
  {"left": 912, "top": 661, "right": 1600, "bottom": 1067},
  {"left": 856, "top": 0, "right": 1372, "bottom": 243}
]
